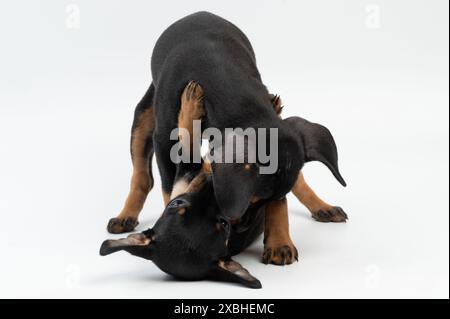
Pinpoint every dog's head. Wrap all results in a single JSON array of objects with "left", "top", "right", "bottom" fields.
[
  {"left": 210, "top": 116, "right": 347, "bottom": 220},
  {"left": 100, "top": 176, "right": 262, "bottom": 289}
]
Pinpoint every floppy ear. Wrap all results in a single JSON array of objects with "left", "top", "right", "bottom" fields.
[
  {"left": 211, "top": 259, "right": 262, "bottom": 289},
  {"left": 99, "top": 231, "right": 153, "bottom": 259},
  {"left": 211, "top": 162, "right": 258, "bottom": 220},
  {"left": 283, "top": 116, "right": 346, "bottom": 187}
]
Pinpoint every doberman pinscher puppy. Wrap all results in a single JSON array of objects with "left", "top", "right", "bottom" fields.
[{"left": 101, "top": 12, "right": 347, "bottom": 288}]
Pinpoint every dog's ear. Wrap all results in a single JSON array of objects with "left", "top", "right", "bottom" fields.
[
  {"left": 211, "top": 259, "right": 262, "bottom": 289},
  {"left": 99, "top": 231, "right": 153, "bottom": 259},
  {"left": 211, "top": 162, "right": 258, "bottom": 220},
  {"left": 283, "top": 116, "right": 346, "bottom": 186}
]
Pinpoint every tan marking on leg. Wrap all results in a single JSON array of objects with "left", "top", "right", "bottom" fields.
[
  {"left": 291, "top": 172, "right": 333, "bottom": 213},
  {"left": 118, "top": 107, "right": 154, "bottom": 219},
  {"left": 292, "top": 172, "right": 348, "bottom": 222},
  {"left": 108, "top": 107, "right": 155, "bottom": 234},
  {"left": 179, "top": 81, "right": 205, "bottom": 151},
  {"left": 262, "top": 198, "right": 298, "bottom": 265}
]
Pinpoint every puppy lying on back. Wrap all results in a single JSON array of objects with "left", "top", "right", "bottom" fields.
[{"left": 101, "top": 11, "right": 347, "bottom": 288}]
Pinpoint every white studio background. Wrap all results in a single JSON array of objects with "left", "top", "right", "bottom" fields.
[{"left": 0, "top": 0, "right": 448, "bottom": 298}]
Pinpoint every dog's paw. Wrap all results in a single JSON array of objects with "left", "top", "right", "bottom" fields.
[
  {"left": 107, "top": 217, "right": 139, "bottom": 234},
  {"left": 312, "top": 206, "right": 348, "bottom": 223},
  {"left": 183, "top": 80, "right": 203, "bottom": 101},
  {"left": 181, "top": 81, "right": 205, "bottom": 119},
  {"left": 269, "top": 94, "right": 283, "bottom": 116},
  {"left": 262, "top": 244, "right": 298, "bottom": 265}
]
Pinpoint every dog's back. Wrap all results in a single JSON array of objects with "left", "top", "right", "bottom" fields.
[
  {"left": 151, "top": 11, "right": 257, "bottom": 83},
  {"left": 151, "top": 11, "right": 276, "bottom": 129}
]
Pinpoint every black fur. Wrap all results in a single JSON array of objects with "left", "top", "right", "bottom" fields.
[{"left": 100, "top": 12, "right": 346, "bottom": 288}]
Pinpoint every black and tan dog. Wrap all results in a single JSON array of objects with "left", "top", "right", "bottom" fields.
[{"left": 100, "top": 12, "right": 347, "bottom": 288}]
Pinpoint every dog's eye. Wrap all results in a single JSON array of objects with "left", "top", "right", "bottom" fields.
[
  {"left": 168, "top": 198, "right": 188, "bottom": 208},
  {"left": 218, "top": 217, "right": 230, "bottom": 231}
]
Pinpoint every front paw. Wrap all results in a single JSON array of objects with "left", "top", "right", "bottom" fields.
[
  {"left": 262, "top": 244, "right": 299, "bottom": 265},
  {"left": 181, "top": 81, "right": 205, "bottom": 119},
  {"left": 312, "top": 206, "right": 348, "bottom": 223},
  {"left": 107, "top": 217, "right": 138, "bottom": 234}
]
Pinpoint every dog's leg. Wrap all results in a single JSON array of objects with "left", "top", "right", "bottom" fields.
[
  {"left": 168, "top": 81, "right": 205, "bottom": 200},
  {"left": 262, "top": 198, "right": 299, "bottom": 265},
  {"left": 154, "top": 81, "right": 205, "bottom": 203},
  {"left": 178, "top": 81, "right": 205, "bottom": 153},
  {"left": 107, "top": 84, "right": 155, "bottom": 234},
  {"left": 292, "top": 172, "right": 348, "bottom": 222},
  {"left": 154, "top": 131, "right": 177, "bottom": 205}
]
